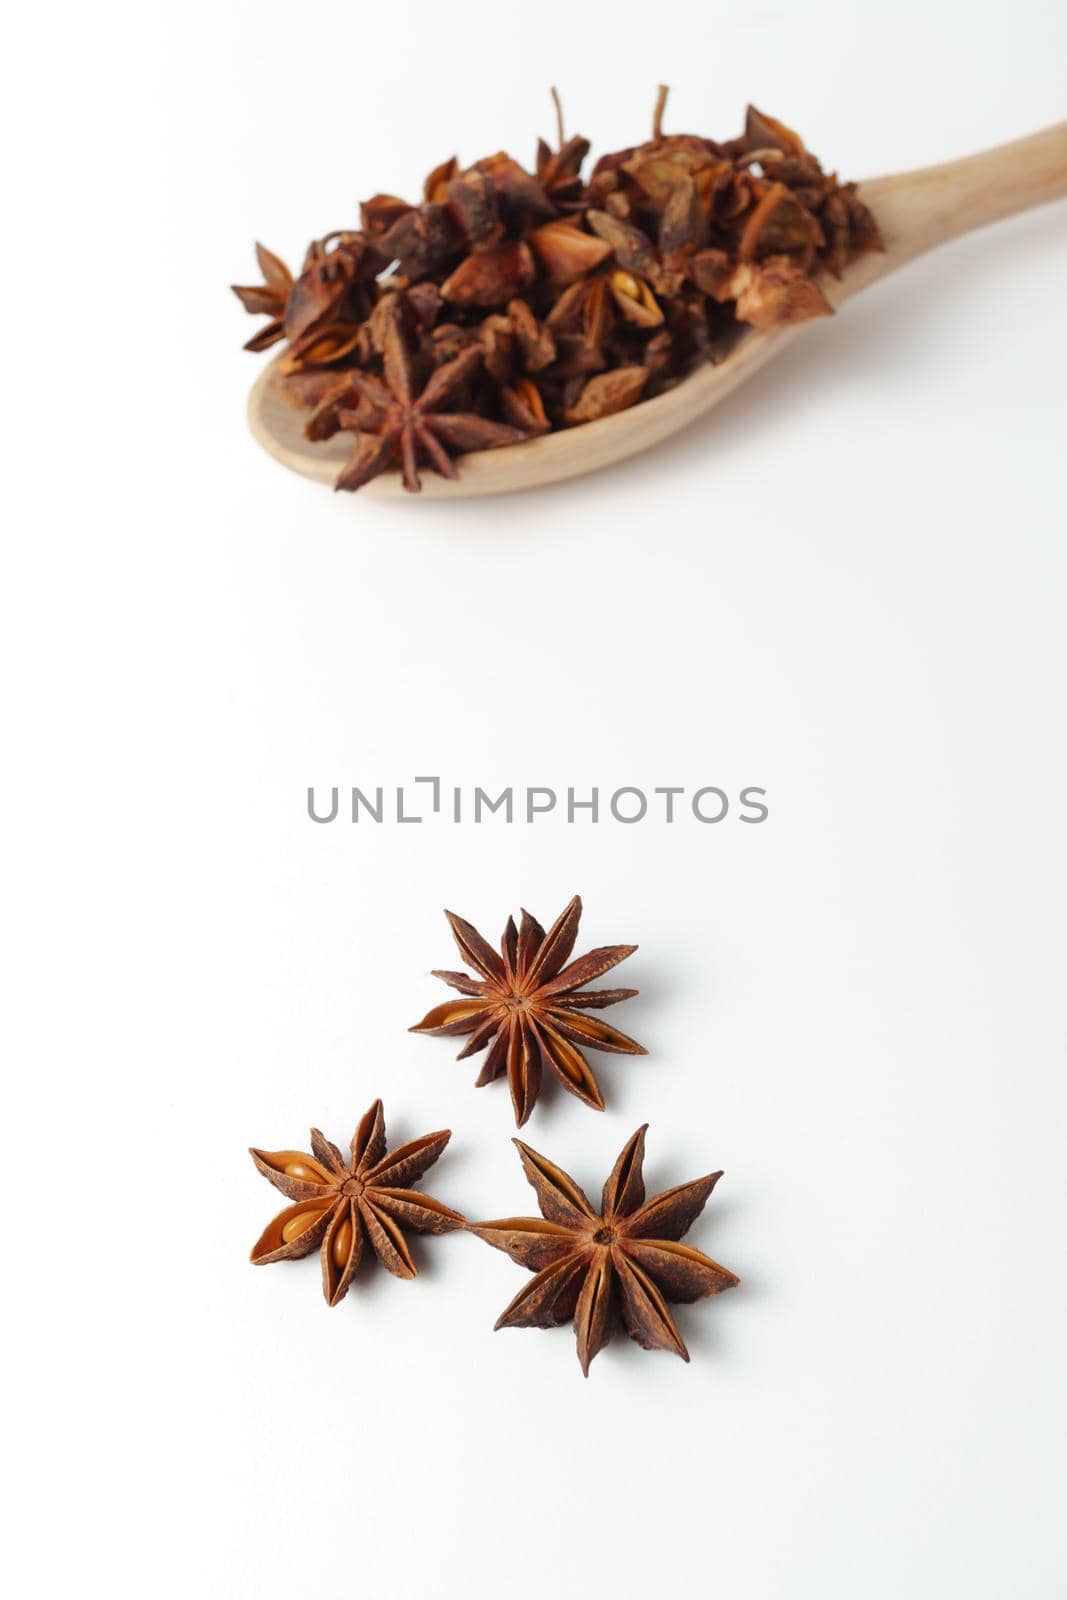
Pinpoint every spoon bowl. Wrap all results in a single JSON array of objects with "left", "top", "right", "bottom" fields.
[{"left": 248, "top": 123, "right": 1067, "bottom": 500}]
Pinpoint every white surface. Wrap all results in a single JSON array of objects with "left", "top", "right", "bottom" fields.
[{"left": 4, "top": 2, "right": 1067, "bottom": 1596}]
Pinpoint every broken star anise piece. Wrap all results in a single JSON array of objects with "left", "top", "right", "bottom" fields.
[
  {"left": 249, "top": 1099, "right": 465, "bottom": 1306},
  {"left": 231, "top": 242, "right": 294, "bottom": 352},
  {"left": 410, "top": 893, "right": 646, "bottom": 1126},
  {"left": 473, "top": 1125, "right": 739, "bottom": 1375},
  {"left": 330, "top": 299, "right": 526, "bottom": 492}
]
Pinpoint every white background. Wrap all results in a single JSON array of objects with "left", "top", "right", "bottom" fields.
[{"left": 5, "top": 1, "right": 1066, "bottom": 1595}]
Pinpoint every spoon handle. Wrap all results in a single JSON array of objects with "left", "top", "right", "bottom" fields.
[{"left": 840, "top": 121, "right": 1067, "bottom": 302}]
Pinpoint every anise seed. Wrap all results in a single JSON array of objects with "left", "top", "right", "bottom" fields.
[
  {"left": 284, "top": 1160, "right": 325, "bottom": 1183},
  {"left": 331, "top": 1216, "right": 354, "bottom": 1269},
  {"left": 281, "top": 1210, "right": 326, "bottom": 1243}
]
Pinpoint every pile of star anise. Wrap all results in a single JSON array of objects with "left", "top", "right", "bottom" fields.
[{"left": 232, "top": 89, "right": 881, "bottom": 492}]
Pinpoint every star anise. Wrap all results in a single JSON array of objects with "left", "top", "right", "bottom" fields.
[
  {"left": 235, "top": 89, "right": 884, "bottom": 489},
  {"left": 473, "top": 1125, "right": 739, "bottom": 1375},
  {"left": 410, "top": 894, "right": 646, "bottom": 1126},
  {"left": 328, "top": 299, "right": 526, "bottom": 491},
  {"left": 249, "top": 1099, "right": 465, "bottom": 1306},
  {"left": 231, "top": 242, "right": 294, "bottom": 351}
]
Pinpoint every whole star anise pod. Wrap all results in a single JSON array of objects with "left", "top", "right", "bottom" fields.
[
  {"left": 473, "top": 1125, "right": 739, "bottom": 1374},
  {"left": 329, "top": 299, "right": 526, "bottom": 491},
  {"left": 410, "top": 894, "right": 646, "bottom": 1126},
  {"left": 249, "top": 1100, "right": 465, "bottom": 1306}
]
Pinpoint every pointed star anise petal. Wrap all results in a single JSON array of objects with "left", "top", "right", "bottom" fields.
[
  {"left": 455, "top": 1014, "right": 501, "bottom": 1060},
  {"left": 516, "top": 910, "right": 546, "bottom": 972},
  {"left": 430, "top": 968, "right": 487, "bottom": 997},
  {"left": 575, "top": 1252, "right": 615, "bottom": 1376},
  {"left": 470, "top": 1218, "right": 580, "bottom": 1271},
  {"left": 410, "top": 998, "right": 491, "bottom": 1036},
  {"left": 242, "top": 321, "right": 286, "bottom": 352},
  {"left": 542, "top": 943, "right": 640, "bottom": 995},
  {"left": 744, "top": 104, "right": 807, "bottom": 158},
  {"left": 626, "top": 1239, "right": 740, "bottom": 1302},
  {"left": 426, "top": 414, "right": 526, "bottom": 452},
  {"left": 379, "top": 301, "right": 416, "bottom": 403},
  {"left": 232, "top": 242, "right": 293, "bottom": 347},
  {"left": 601, "top": 1124, "right": 647, "bottom": 1218},
  {"left": 417, "top": 343, "right": 485, "bottom": 411},
  {"left": 536, "top": 1022, "right": 606, "bottom": 1110},
  {"left": 351, "top": 1100, "right": 388, "bottom": 1171},
  {"left": 334, "top": 430, "right": 400, "bottom": 493},
  {"left": 514, "top": 1138, "right": 598, "bottom": 1226},
  {"left": 507, "top": 1019, "right": 541, "bottom": 1127},
  {"left": 493, "top": 1252, "right": 589, "bottom": 1330},
  {"left": 254, "top": 241, "right": 293, "bottom": 290},
  {"left": 526, "top": 893, "right": 583, "bottom": 985},
  {"left": 365, "top": 1129, "right": 452, "bottom": 1190},
  {"left": 251, "top": 1200, "right": 335, "bottom": 1265},
  {"left": 614, "top": 1253, "right": 690, "bottom": 1361},
  {"left": 323, "top": 1199, "right": 364, "bottom": 1306},
  {"left": 248, "top": 1146, "right": 333, "bottom": 1202},
  {"left": 475, "top": 1027, "right": 509, "bottom": 1086},
  {"left": 232, "top": 284, "right": 285, "bottom": 316},
  {"left": 627, "top": 1170, "right": 723, "bottom": 1241},
  {"left": 554, "top": 987, "right": 639, "bottom": 1010},
  {"left": 413, "top": 424, "right": 456, "bottom": 485},
  {"left": 361, "top": 1200, "right": 417, "bottom": 1278},
  {"left": 549, "top": 1010, "right": 647, "bottom": 1056},
  {"left": 371, "top": 1189, "right": 466, "bottom": 1234},
  {"left": 309, "top": 1127, "right": 347, "bottom": 1173},
  {"left": 501, "top": 914, "right": 520, "bottom": 974},
  {"left": 445, "top": 909, "right": 507, "bottom": 982},
  {"left": 338, "top": 370, "right": 392, "bottom": 411}
]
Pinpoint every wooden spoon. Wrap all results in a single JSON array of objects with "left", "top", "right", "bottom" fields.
[{"left": 247, "top": 123, "right": 1067, "bottom": 500}]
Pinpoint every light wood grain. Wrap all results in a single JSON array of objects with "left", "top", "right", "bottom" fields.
[{"left": 247, "top": 122, "right": 1067, "bottom": 500}]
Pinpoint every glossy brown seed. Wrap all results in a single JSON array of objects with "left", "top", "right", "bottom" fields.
[
  {"left": 331, "top": 1215, "right": 354, "bottom": 1269},
  {"left": 284, "top": 1160, "right": 327, "bottom": 1184},
  {"left": 281, "top": 1209, "right": 327, "bottom": 1243}
]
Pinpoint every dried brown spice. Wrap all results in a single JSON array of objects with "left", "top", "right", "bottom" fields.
[
  {"left": 299, "top": 297, "right": 524, "bottom": 492},
  {"left": 410, "top": 894, "right": 645, "bottom": 1126},
  {"left": 231, "top": 243, "right": 294, "bottom": 352},
  {"left": 473, "top": 1125, "right": 739, "bottom": 1374},
  {"left": 249, "top": 1100, "right": 465, "bottom": 1305},
  {"left": 232, "top": 88, "right": 881, "bottom": 490}
]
